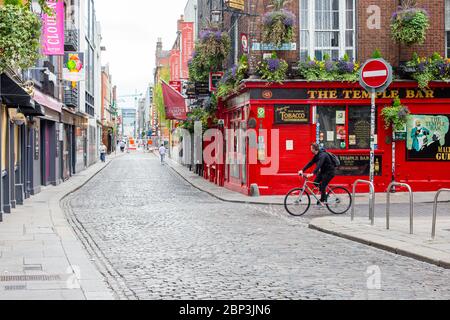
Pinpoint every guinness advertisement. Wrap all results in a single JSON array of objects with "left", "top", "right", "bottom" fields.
[
  {"left": 274, "top": 105, "right": 310, "bottom": 124},
  {"left": 336, "top": 155, "right": 383, "bottom": 177},
  {"left": 252, "top": 87, "right": 450, "bottom": 101}
]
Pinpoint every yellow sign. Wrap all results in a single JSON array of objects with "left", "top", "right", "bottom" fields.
[{"left": 226, "top": 0, "right": 245, "bottom": 11}]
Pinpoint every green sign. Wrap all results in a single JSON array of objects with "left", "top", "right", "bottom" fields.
[
  {"left": 257, "top": 107, "right": 266, "bottom": 119},
  {"left": 394, "top": 131, "right": 407, "bottom": 141}
]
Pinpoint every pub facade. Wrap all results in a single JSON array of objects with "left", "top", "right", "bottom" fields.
[{"left": 210, "top": 80, "right": 450, "bottom": 195}]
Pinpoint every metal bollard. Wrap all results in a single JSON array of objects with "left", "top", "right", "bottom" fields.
[
  {"left": 386, "top": 182, "right": 414, "bottom": 235},
  {"left": 352, "top": 180, "right": 376, "bottom": 226},
  {"left": 432, "top": 189, "right": 450, "bottom": 239}
]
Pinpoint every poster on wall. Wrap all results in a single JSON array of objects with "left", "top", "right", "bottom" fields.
[
  {"left": 274, "top": 105, "right": 310, "bottom": 124},
  {"left": 406, "top": 115, "right": 450, "bottom": 161}
]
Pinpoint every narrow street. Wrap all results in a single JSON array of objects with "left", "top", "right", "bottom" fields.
[{"left": 63, "top": 153, "right": 450, "bottom": 300}]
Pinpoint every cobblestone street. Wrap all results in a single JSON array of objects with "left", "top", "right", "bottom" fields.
[{"left": 63, "top": 153, "right": 450, "bottom": 300}]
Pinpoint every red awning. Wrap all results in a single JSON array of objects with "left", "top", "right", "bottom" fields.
[
  {"left": 161, "top": 80, "right": 187, "bottom": 120},
  {"left": 32, "top": 89, "right": 63, "bottom": 113}
]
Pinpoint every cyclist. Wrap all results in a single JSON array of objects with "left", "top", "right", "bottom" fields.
[{"left": 299, "top": 143, "right": 336, "bottom": 206}]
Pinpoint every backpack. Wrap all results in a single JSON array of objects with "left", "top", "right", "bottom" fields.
[{"left": 327, "top": 152, "right": 341, "bottom": 167}]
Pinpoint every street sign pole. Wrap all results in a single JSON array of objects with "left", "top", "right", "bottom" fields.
[{"left": 370, "top": 88, "right": 376, "bottom": 184}]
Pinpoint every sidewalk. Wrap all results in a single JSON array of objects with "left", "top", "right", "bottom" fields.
[
  {"left": 309, "top": 216, "right": 450, "bottom": 269},
  {"left": 0, "top": 153, "right": 122, "bottom": 300},
  {"left": 163, "top": 154, "right": 442, "bottom": 205}
]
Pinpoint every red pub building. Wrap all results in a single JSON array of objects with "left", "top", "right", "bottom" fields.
[{"left": 214, "top": 80, "right": 450, "bottom": 195}]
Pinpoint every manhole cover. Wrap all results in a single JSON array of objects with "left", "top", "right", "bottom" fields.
[{"left": 0, "top": 275, "right": 61, "bottom": 282}]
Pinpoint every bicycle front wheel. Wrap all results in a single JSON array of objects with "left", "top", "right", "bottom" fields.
[
  {"left": 284, "top": 188, "right": 311, "bottom": 217},
  {"left": 326, "top": 187, "right": 352, "bottom": 215}
]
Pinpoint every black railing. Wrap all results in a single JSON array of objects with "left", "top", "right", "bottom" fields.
[{"left": 64, "top": 29, "right": 79, "bottom": 52}]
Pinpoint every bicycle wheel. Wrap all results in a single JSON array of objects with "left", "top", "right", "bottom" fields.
[
  {"left": 326, "top": 187, "right": 352, "bottom": 215},
  {"left": 284, "top": 188, "right": 311, "bottom": 217}
]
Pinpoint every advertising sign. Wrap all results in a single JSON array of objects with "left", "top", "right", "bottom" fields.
[
  {"left": 63, "top": 52, "right": 85, "bottom": 82},
  {"left": 170, "top": 49, "right": 181, "bottom": 82},
  {"left": 274, "top": 105, "right": 310, "bottom": 124},
  {"left": 241, "top": 33, "right": 249, "bottom": 53},
  {"left": 226, "top": 0, "right": 245, "bottom": 11},
  {"left": 181, "top": 22, "right": 194, "bottom": 79},
  {"left": 406, "top": 115, "right": 450, "bottom": 161},
  {"left": 335, "top": 155, "right": 383, "bottom": 176},
  {"left": 42, "top": 0, "right": 64, "bottom": 55}
]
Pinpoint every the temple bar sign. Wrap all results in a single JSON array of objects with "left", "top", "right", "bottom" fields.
[
  {"left": 226, "top": 0, "right": 245, "bottom": 11},
  {"left": 307, "top": 88, "right": 435, "bottom": 100}
]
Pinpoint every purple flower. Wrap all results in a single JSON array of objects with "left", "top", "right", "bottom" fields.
[
  {"left": 231, "top": 65, "right": 238, "bottom": 77},
  {"left": 215, "top": 31, "right": 222, "bottom": 40},
  {"left": 417, "top": 62, "right": 427, "bottom": 73},
  {"left": 337, "top": 60, "right": 354, "bottom": 73},
  {"left": 267, "top": 59, "right": 281, "bottom": 72},
  {"left": 308, "top": 60, "right": 317, "bottom": 67},
  {"left": 325, "top": 61, "right": 335, "bottom": 72}
]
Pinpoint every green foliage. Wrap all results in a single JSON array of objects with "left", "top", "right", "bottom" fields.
[
  {"left": 153, "top": 67, "right": 170, "bottom": 123},
  {"left": 188, "top": 27, "right": 231, "bottom": 82},
  {"left": 216, "top": 54, "right": 249, "bottom": 98},
  {"left": 391, "top": 8, "right": 429, "bottom": 46},
  {"left": 179, "top": 102, "right": 218, "bottom": 134},
  {"left": 405, "top": 52, "right": 450, "bottom": 89},
  {"left": 381, "top": 98, "right": 411, "bottom": 130},
  {"left": 256, "top": 52, "right": 288, "bottom": 83},
  {"left": 371, "top": 49, "right": 383, "bottom": 59},
  {"left": 0, "top": 4, "right": 42, "bottom": 73},
  {"left": 297, "top": 56, "right": 361, "bottom": 82}
]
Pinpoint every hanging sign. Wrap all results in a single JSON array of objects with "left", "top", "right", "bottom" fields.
[
  {"left": 41, "top": 0, "right": 65, "bottom": 56},
  {"left": 63, "top": 52, "right": 85, "bottom": 82}
]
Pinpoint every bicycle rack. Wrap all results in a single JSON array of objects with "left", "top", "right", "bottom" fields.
[
  {"left": 351, "top": 180, "right": 375, "bottom": 226},
  {"left": 431, "top": 189, "right": 450, "bottom": 239},
  {"left": 386, "top": 182, "right": 414, "bottom": 235}
]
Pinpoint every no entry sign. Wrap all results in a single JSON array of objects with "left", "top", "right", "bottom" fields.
[{"left": 359, "top": 58, "right": 392, "bottom": 92}]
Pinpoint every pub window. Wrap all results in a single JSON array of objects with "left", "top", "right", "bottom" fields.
[
  {"left": 317, "top": 105, "right": 377, "bottom": 150},
  {"left": 299, "top": 0, "right": 356, "bottom": 61}
]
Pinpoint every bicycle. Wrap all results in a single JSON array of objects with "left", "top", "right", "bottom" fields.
[{"left": 284, "top": 174, "right": 353, "bottom": 216}]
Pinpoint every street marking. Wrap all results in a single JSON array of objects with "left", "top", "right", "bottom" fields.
[{"left": 363, "top": 70, "right": 387, "bottom": 78}]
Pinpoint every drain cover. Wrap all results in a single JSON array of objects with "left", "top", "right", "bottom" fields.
[
  {"left": 0, "top": 275, "right": 61, "bottom": 282},
  {"left": 4, "top": 285, "right": 27, "bottom": 291},
  {"left": 23, "top": 265, "right": 43, "bottom": 271}
]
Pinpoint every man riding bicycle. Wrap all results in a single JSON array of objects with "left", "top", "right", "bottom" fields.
[{"left": 299, "top": 143, "right": 336, "bottom": 206}]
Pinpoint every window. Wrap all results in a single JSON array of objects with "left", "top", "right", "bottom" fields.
[
  {"left": 299, "top": 0, "right": 355, "bottom": 61},
  {"left": 317, "top": 105, "right": 377, "bottom": 150}
]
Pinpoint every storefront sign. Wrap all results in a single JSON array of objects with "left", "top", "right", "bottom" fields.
[
  {"left": 336, "top": 155, "right": 383, "bottom": 176},
  {"left": 41, "top": 0, "right": 64, "bottom": 56},
  {"left": 252, "top": 42, "right": 297, "bottom": 51},
  {"left": 257, "top": 107, "right": 266, "bottom": 119},
  {"left": 226, "top": 0, "right": 245, "bottom": 11},
  {"left": 34, "top": 128, "right": 40, "bottom": 160},
  {"left": 181, "top": 22, "right": 194, "bottom": 79},
  {"left": 63, "top": 52, "right": 85, "bottom": 82},
  {"left": 406, "top": 115, "right": 450, "bottom": 161},
  {"left": 394, "top": 131, "right": 407, "bottom": 141},
  {"left": 251, "top": 88, "right": 450, "bottom": 101},
  {"left": 274, "top": 105, "right": 310, "bottom": 124}
]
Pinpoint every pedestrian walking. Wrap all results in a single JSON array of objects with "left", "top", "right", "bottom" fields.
[
  {"left": 159, "top": 144, "right": 166, "bottom": 164},
  {"left": 119, "top": 140, "right": 126, "bottom": 153},
  {"left": 99, "top": 143, "right": 107, "bottom": 163}
]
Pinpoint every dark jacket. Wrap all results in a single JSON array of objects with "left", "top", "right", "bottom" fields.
[{"left": 303, "top": 150, "right": 335, "bottom": 176}]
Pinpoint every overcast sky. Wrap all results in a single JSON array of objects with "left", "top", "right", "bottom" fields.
[{"left": 95, "top": 0, "right": 187, "bottom": 108}]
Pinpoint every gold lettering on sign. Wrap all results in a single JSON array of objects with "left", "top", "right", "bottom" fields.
[{"left": 406, "top": 90, "right": 416, "bottom": 99}]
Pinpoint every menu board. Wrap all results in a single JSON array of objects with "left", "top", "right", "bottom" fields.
[
  {"left": 349, "top": 119, "right": 371, "bottom": 149},
  {"left": 274, "top": 105, "right": 310, "bottom": 124},
  {"left": 335, "top": 155, "right": 382, "bottom": 176}
]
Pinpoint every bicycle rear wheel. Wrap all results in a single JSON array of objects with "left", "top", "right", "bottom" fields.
[
  {"left": 326, "top": 187, "right": 352, "bottom": 215},
  {"left": 284, "top": 188, "right": 311, "bottom": 217}
]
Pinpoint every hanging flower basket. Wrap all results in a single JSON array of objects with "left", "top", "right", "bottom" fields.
[
  {"left": 262, "top": 0, "right": 295, "bottom": 48},
  {"left": 391, "top": 3, "right": 430, "bottom": 46}
]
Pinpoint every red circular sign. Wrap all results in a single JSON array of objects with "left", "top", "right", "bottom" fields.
[{"left": 361, "top": 59, "right": 390, "bottom": 89}]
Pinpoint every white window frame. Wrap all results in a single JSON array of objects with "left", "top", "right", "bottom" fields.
[{"left": 299, "top": 0, "right": 356, "bottom": 60}]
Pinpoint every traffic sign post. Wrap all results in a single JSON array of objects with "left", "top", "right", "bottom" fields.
[{"left": 359, "top": 59, "right": 393, "bottom": 186}]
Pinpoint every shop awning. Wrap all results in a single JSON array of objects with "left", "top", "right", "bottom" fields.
[
  {"left": 1, "top": 73, "right": 35, "bottom": 108},
  {"left": 33, "top": 89, "right": 62, "bottom": 113}
]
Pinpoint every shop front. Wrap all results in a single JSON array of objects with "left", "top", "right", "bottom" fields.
[
  {"left": 218, "top": 81, "right": 450, "bottom": 196},
  {"left": 74, "top": 112, "right": 88, "bottom": 173}
]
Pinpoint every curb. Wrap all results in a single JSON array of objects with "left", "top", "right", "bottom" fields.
[
  {"left": 159, "top": 153, "right": 285, "bottom": 206},
  {"left": 308, "top": 222, "right": 450, "bottom": 270}
]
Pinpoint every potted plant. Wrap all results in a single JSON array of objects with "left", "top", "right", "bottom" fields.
[
  {"left": 262, "top": 0, "right": 295, "bottom": 48},
  {"left": 257, "top": 52, "right": 289, "bottom": 82},
  {"left": 404, "top": 52, "right": 450, "bottom": 89},
  {"left": 391, "top": 0, "right": 430, "bottom": 46},
  {"left": 381, "top": 98, "right": 411, "bottom": 131}
]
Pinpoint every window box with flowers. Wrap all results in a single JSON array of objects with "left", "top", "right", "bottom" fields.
[
  {"left": 297, "top": 54, "right": 361, "bottom": 82},
  {"left": 403, "top": 53, "right": 450, "bottom": 89},
  {"left": 256, "top": 52, "right": 289, "bottom": 83}
]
